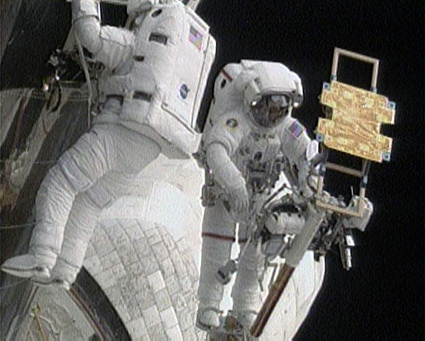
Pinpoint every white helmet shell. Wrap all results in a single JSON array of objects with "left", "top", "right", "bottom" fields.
[{"left": 238, "top": 60, "right": 304, "bottom": 109}]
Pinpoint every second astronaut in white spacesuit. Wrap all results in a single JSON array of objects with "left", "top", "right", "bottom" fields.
[
  {"left": 2, "top": 0, "right": 215, "bottom": 288},
  {"left": 196, "top": 61, "right": 318, "bottom": 330}
]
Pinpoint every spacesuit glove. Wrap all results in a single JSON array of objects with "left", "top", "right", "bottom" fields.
[
  {"left": 229, "top": 184, "right": 249, "bottom": 216},
  {"left": 298, "top": 176, "right": 314, "bottom": 199},
  {"left": 305, "top": 173, "right": 319, "bottom": 194},
  {"left": 343, "top": 196, "right": 374, "bottom": 231}
]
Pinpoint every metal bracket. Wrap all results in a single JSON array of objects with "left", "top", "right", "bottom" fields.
[{"left": 331, "top": 47, "right": 380, "bottom": 92}]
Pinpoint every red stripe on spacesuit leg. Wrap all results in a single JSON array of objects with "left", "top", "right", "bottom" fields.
[
  {"left": 201, "top": 232, "right": 235, "bottom": 242},
  {"left": 221, "top": 69, "right": 233, "bottom": 82}
]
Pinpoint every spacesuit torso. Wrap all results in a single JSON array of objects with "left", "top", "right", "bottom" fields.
[
  {"left": 73, "top": 0, "right": 216, "bottom": 158},
  {"left": 196, "top": 61, "right": 313, "bottom": 210},
  {"left": 201, "top": 108, "right": 311, "bottom": 205},
  {"left": 229, "top": 125, "right": 282, "bottom": 194}
]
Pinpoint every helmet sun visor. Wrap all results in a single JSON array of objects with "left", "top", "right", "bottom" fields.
[{"left": 250, "top": 94, "right": 292, "bottom": 128}]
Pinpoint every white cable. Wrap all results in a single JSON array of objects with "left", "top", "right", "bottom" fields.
[{"left": 74, "top": 33, "right": 93, "bottom": 128}]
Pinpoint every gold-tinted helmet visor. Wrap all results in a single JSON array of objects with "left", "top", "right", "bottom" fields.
[{"left": 250, "top": 94, "right": 292, "bottom": 128}]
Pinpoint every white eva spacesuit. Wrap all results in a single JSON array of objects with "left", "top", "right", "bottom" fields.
[
  {"left": 196, "top": 61, "right": 318, "bottom": 330},
  {"left": 1, "top": 0, "right": 215, "bottom": 288}
]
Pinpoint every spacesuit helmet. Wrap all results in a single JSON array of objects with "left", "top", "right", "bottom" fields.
[
  {"left": 249, "top": 93, "right": 293, "bottom": 128},
  {"left": 238, "top": 61, "right": 303, "bottom": 128}
]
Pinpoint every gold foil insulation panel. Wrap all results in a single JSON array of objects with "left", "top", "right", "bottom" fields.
[{"left": 317, "top": 81, "right": 395, "bottom": 163}]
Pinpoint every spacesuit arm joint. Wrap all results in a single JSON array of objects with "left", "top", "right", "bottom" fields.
[{"left": 72, "top": 0, "right": 134, "bottom": 70}]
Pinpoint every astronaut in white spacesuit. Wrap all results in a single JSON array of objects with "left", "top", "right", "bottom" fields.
[
  {"left": 196, "top": 61, "right": 318, "bottom": 330},
  {"left": 2, "top": 0, "right": 215, "bottom": 289}
]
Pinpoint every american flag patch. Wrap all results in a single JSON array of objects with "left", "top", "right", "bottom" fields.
[
  {"left": 189, "top": 26, "right": 203, "bottom": 50},
  {"left": 288, "top": 120, "right": 305, "bottom": 138}
]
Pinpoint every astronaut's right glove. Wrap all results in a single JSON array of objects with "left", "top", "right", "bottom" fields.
[
  {"left": 229, "top": 183, "right": 249, "bottom": 216},
  {"left": 206, "top": 143, "right": 250, "bottom": 216}
]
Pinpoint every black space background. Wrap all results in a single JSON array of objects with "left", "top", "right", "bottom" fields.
[{"left": 1, "top": 0, "right": 424, "bottom": 339}]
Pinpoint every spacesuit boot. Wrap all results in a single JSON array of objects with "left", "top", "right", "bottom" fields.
[
  {"left": 29, "top": 253, "right": 82, "bottom": 290},
  {"left": 31, "top": 258, "right": 77, "bottom": 290},
  {"left": 1, "top": 248, "right": 56, "bottom": 280},
  {"left": 231, "top": 242, "right": 263, "bottom": 331},
  {"left": 197, "top": 236, "right": 233, "bottom": 330}
]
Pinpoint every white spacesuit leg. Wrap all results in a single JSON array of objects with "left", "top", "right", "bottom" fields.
[
  {"left": 1, "top": 126, "right": 114, "bottom": 279},
  {"left": 231, "top": 224, "right": 264, "bottom": 329},
  {"left": 40, "top": 193, "right": 102, "bottom": 289},
  {"left": 197, "top": 201, "right": 236, "bottom": 329},
  {"left": 2, "top": 124, "right": 160, "bottom": 280},
  {"left": 39, "top": 125, "right": 162, "bottom": 288}
]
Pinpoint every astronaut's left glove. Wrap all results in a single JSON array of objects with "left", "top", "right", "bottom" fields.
[{"left": 343, "top": 196, "right": 374, "bottom": 231}]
